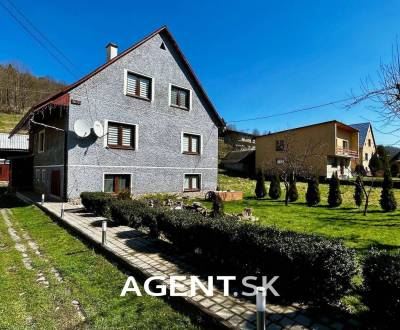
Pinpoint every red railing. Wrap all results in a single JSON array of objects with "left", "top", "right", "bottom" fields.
[{"left": 336, "top": 147, "right": 358, "bottom": 158}]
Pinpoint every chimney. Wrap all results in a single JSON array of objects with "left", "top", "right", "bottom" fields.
[{"left": 106, "top": 42, "right": 118, "bottom": 61}]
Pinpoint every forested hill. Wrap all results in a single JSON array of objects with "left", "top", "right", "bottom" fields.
[{"left": 0, "top": 63, "right": 65, "bottom": 132}]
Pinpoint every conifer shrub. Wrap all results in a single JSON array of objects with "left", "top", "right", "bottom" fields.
[
  {"left": 328, "top": 172, "right": 342, "bottom": 207},
  {"left": 287, "top": 174, "right": 299, "bottom": 202},
  {"left": 268, "top": 173, "right": 281, "bottom": 199},
  {"left": 354, "top": 176, "right": 364, "bottom": 207},
  {"left": 380, "top": 169, "right": 397, "bottom": 212},
  {"left": 212, "top": 193, "right": 225, "bottom": 217},
  {"left": 306, "top": 176, "right": 320, "bottom": 206},
  {"left": 255, "top": 171, "right": 267, "bottom": 199}
]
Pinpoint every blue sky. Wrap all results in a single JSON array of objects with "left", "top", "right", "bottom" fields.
[{"left": 1, "top": 0, "right": 400, "bottom": 145}]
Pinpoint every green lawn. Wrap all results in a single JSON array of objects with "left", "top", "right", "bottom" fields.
[
  {"left": 216, "top": 173, "right": 400, "bottom": 252},
  {"left": 0, "top": 193, "right": 197, "bottom": 329},
  {"left": 0, "top": 113, "right": 24, "bottom": 133}
]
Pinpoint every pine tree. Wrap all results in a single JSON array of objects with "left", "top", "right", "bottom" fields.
[
  {"left": 328, "top": 172, "right": 342, "bottom": 207},
  {"left": 255, "top": 171, "right": 267, "bottom": 199},
  {"left": 268, "top": 173, "right": 281, "bottom": 199},
  {"left": 369, "top": 152, "right": 381, "bottom": 176},
  {"left": 287, "top": 173, "right": 299, "bottom": 202},
  {"left": 354, "top": 176, "right": 364, "bottom": 207},
  {"left": 380, "top": 169, "right": 397, "bottom": 212},
  {"left": 306, "top": 176, "right": 320, "bottom": 206}
]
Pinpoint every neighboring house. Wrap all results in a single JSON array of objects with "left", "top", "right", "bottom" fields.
[
  {"left": 10, "top": 26, "right": 224, "bottom": 200},
  {"left": 255, "top": 120, "right": 359, "bottom": 179},
  {"left": 221, "top": 129, "right": 256, "bottom": 150},
  {"left": 0, "top": 133, "right": 29, "bottom": 184},
  {"left": 350, "top": 122, "right": 376, "bottom": 173},
  {"left": 220, "top": 150, "right": 255, "bottom": 176}
]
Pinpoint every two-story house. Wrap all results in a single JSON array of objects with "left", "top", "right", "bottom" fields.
[
  {"left": 255, "top": 120, "right": 359, "bottom": 179},
  {"left": 9, "top": 26, "right": 225, "bottom": 200},
  {"left": 350, "top": 122, "right": 376, "bottom": 173}
]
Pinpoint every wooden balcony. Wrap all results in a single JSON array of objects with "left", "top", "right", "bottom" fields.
[{"left": 336, "top": 147, "right": 358, "bottom": 158}]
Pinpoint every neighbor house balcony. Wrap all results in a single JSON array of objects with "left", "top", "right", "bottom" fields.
[{"left": 336, "top": 147, "right": 358, "bottom": 158}]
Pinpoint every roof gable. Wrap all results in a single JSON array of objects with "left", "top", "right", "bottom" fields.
[
  {"left": 349, "top": 122, "right": 374, "bottom": 147},
  {"left": 10, "top": 26, "right": 225, "bottom": 136}
]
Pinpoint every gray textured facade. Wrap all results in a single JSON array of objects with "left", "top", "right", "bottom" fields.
[{"left": 29, "top": 28, "right": 221, "bottom": 199}]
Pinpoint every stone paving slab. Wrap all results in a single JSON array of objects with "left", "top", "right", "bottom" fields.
[{"left": 16, "top": 192, "right": 359, "bottom": 330}]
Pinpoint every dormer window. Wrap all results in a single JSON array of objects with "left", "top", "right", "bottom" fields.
[
  {"left": 125, "top": 71, "right": 152, "bottom": 100},
  {"left": 170, "top": 85, "right": 190, "bottom": 110}
]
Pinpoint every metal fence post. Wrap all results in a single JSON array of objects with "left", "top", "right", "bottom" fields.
[
  {"left": 60, "top": 202, "right": 65, "bottom": 218},
  {"left": 41, "top": 194, "right": 45, "bottom": 206},
  {"left": 256, "top": 287, "right": 266, "bottom": 330},
  {"left": 102, "top": 220, "right": 107, "bottom": 246}
]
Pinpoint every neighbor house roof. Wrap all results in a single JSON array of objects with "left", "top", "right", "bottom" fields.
[
  {"left": 255, "top": 120, "right": 358, "bottom": 139},
  {"left": 0, "top": 133, "right": 29, "bottom": 151},
  {"left": 350, "top": 123, "right": 372, "bottom": 147},
  {"left": 223, "top": 129, "right": 256, "bottom": 138},
  {"left": 10, "top": 26, "right": 225, "bottom": 136},
  {"left": 221, "top": 150, "right": 255, "bottom": 164}
]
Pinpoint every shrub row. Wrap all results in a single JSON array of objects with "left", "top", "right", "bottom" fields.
[
  {"left": 80, "top": 192, "right": 357, "bottom": 305},
  {"left": 362, "top": 250, "right": 400, "bottom": 327}
]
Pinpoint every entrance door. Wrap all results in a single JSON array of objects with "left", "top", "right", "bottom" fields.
[{"left": 50, "top": 170, "right": 61, "bottom": 196}]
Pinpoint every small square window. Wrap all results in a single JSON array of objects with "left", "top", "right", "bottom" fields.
[
  {"left": 126, "top": 72, "right": 152, "bottom": 100},
  {"left": 104, "top": 174, "right": 130, "bottom": 193},
  {"left": 182, "top": 133, "right": 200, "bottom": 154},
  {"left": 170, "top": 85, "right": 190, "bottom": 109},
  {"left": 276, "top": 140, "right": 285, "bottom": 151},
  {"left": 107, "top": 122, "right": 136, "bottom": 149},
  {"left": 184, "top": 174, "right": 200, "bottom": 192},
  {"left": 276, "top": 158, "right": 285, "bottom": 165}
]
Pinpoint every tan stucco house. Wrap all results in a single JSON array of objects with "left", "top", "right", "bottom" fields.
[
  {"left": 350, "top": 122, "right": 376, "bottom": 173},
  {"left": 255, "top": 120, "right": 359, "bottom": 179}
]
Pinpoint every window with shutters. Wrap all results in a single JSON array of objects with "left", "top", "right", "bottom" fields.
[
  {"left": 182, "top": 133, "right": 200, "bottom": 155},
  {"left": 107, "top": 122, "right": 136, "bottom": 149},
  {"left": 104, "top": 174, "right": 131, "bottom": 193},
  {"left": 170, "top": 85, "right": 190, "bottom": 109},
  {"left": 125, "top": 71, "right": 152, "bottom": 100},
  {"left": 184, "top": 174, "right": 201, "bottom": 192}
]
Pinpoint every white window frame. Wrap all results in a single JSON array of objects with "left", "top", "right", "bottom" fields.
[
  {"left": 41, "top": 169, "right": 47, "bottom": 182},
  {"left": 183, "top": 173, "right": 202, "bottom": 192},
  {"left": 123, "top": 69, "right": 154, "bottom": 102},
  {"left": 38, "top": 129, "right": 45, "bottom": 153},
  {"left": 181, "top": 131, "right": 202, "bottom": 155},
  {"left": 169, "top": 83, "right": 192, "bottom": 110},
  {"left": 103, "top": 120, "right": 139, "bottom": 150},
  {"left": 276, "top": 158, "right": 285, "bottom": 165},
  {"left": 102, "top": 173, "right": 133, "bottom": 194}
]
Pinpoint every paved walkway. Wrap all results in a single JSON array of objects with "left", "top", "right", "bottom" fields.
[{"left": 16, "top": 192, "right": 359, "bottom": 330}]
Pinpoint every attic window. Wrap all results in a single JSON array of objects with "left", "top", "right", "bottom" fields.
[{"left": 160, "top": 42, "right": 166, "bottom": 50}]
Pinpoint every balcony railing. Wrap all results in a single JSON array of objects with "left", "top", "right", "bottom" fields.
[{"left": 336, "top": 147, "right": 358, "bottom": 158}]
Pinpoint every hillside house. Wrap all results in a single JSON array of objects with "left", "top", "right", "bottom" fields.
[{"left": 350, "top": 122, "right": 376, "bottom": 173}]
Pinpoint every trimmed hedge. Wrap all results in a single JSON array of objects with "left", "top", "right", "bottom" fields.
[
  {"left": 80, "top": 192, "right": 114, "bottom": 218},
  {"left": 80, "top": 191, "right": 357, "bottom": 305},
  {"left": 362, "top": 251, "right": 400, "bottom": 326}
]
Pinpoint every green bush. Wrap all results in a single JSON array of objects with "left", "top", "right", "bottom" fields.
[
  {"left": 268, "top": 173, "right": 281, "bottom": 200},
  {"left": 328, "top": 172, "right": 342, "bottom": 207},
  {"left": 80, "top": 192, "right": 114, "bottom": 218},
  {"left": 212, "top": 194, "right": 224, "bottom": 217},
  {"left": 255, "top": 171, "right": 267, "bottom": 199},
  {"left": 380, "top": 169, "right": 397, "bottom": 212},
  {"left": 305, "top": 177, "right": 320, "bottom": 206},
  {"left": 362, "top": 250, "right": 400, "bottom": 327},
  {"left": 354, "top": 176, "right": 364, "bottom": 207}
]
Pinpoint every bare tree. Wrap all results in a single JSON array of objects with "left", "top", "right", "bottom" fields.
[
  {"left": 353, "top": 171, "right": 375, "bottom": 216},
  {"left": 347, "top": 42, "right": 400, "bottom": 136},
  {"left": 262, "top": 132, "right": 327, "bottom": 205}
]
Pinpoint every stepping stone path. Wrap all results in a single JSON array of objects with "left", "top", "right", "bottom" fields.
[
  {"left": 0, "top": 207, "right": 86, "bottom": 324},
  {"left": 15, "top": 192, "right": 361, "bottom": 330}
]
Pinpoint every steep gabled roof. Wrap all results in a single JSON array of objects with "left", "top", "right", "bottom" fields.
[
  {"left": 221, "top": 149, "right": 255, "bottom": 164},
  {"left": 10, "top": 26, "right": 225, "bottom": 136},
  {"left": 350, "top": 122, "right": 374, "bottom": 147}
]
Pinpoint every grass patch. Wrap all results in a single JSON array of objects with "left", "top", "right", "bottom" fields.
[
  {"left": 0, "top": 194, "right": 198, "bottom": 329},
  {"left": 215, "top": 173, "right": 400, "bottom": 252}
]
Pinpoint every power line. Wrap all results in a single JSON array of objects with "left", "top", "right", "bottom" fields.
[
  {"left": 0, "top": 0, "right": 78, "bottom": 78},
  {"left": 227, "top": 96, "right": 355, "bottom": 123}
]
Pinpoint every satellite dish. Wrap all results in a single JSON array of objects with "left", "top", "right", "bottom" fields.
[
  {"left": 74, "top": 119, "right": 91, "bottom": 138},
  {"left": 93, "top": 121, "right": 104, "bottom": 137}
]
